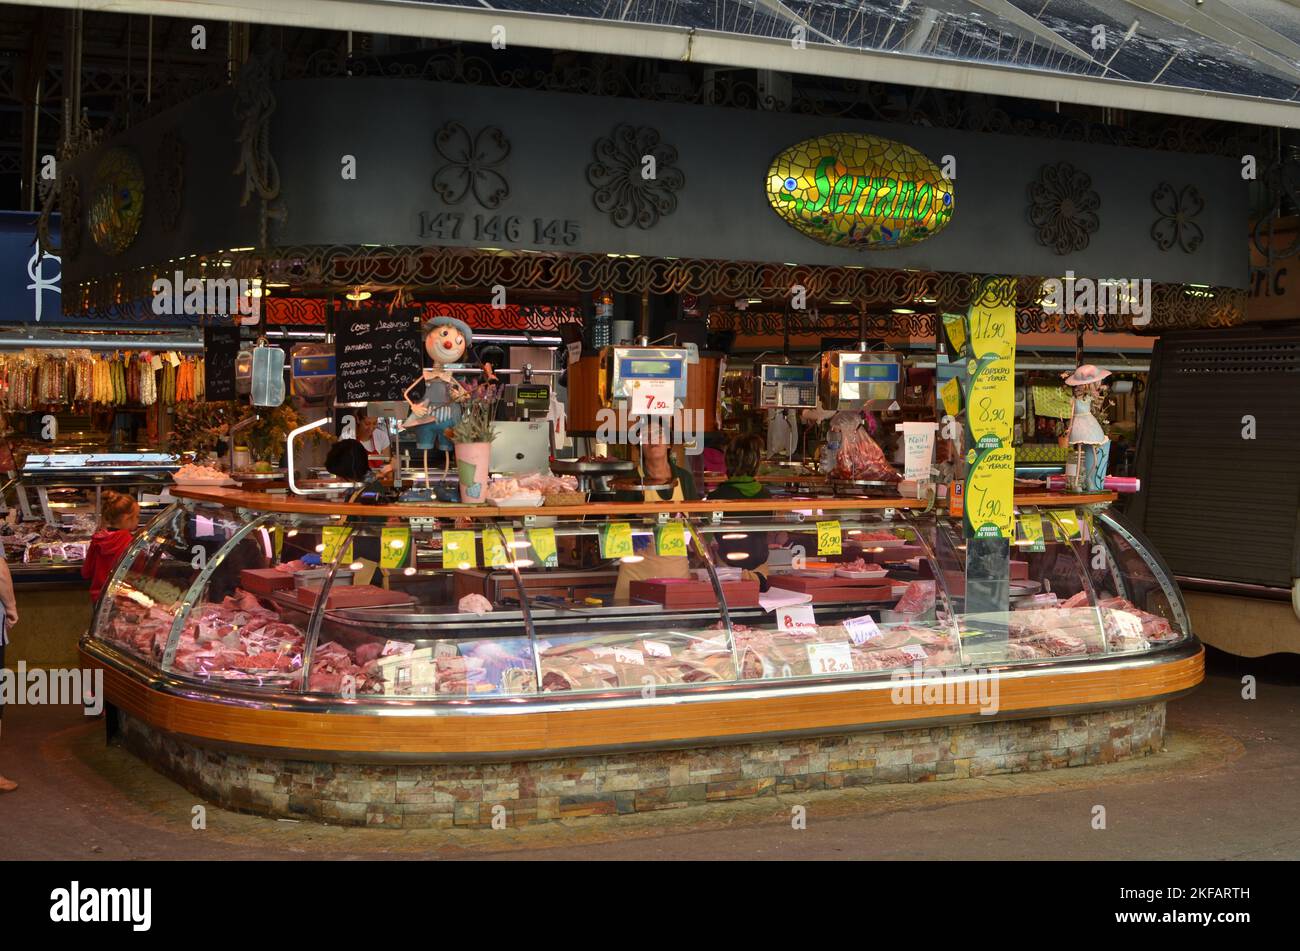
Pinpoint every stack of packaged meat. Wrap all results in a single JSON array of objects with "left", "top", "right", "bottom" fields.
[
  {"left": 539, "top": 634, "right": 736, "bottom": 692},
  {"left": 170, "top": 590, "right": 306, "bottom": 680},
  {"left": 733, "top": 620, "right": 957, "bottom": 679}
]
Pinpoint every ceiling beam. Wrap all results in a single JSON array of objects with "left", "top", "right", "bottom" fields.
[{"left": 7, "top": 0, "right": 1299, "bottom": 126}]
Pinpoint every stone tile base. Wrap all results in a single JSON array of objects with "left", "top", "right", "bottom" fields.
[{"left": 116, "top": 703, "right": 1165, "bottom": 828}]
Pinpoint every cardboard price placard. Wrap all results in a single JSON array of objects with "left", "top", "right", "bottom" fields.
[
  {"left": 1018, "top": 512, "right": 1045, "bottom": 552},
  {"left": 816, "top": 520, "right": 842, "bottom": 556},
  {"left": 806, "top": 641, "right": 854, "bottom": 675},
  {"left": 654, "top": 520, "right": 688, "bottom": 557},
  {"left": 380, "top": 527, "right": 411, "bottom": 570},
  {"left": 962, "top": 281, "right": 1016, "bottom": 540},
  {"left": 965, "top": 446, "right": 1015, "bottom": 539},
  {"left": 321, "top": 526, "right": 353, "bottom": 565},
  {"left": 599, "top": 522, "right": 634, "bottom": 559},
  {"left": 631, "top": 378, "right": 674, "bottom": 416},
  {"left": 527, "top": 527, "right": 558, "bottom": 568},
  {"left": 483, "top": 527, "right": 516, "bottom": 567},
  {"left": 441, "top": 530, "right": 477, "bottom": 569}
]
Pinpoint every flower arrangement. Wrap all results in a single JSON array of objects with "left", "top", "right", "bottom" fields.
[{"left": 449, "top": 382, "right": 500, "bottom": 445}]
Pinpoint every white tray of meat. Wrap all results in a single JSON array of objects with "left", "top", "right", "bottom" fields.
[
  {"left": 836, "top": 558, "right": 888, "bottom": 579},
  {"left": 172, "top": 463, "right": 237, "bottom": 487}
]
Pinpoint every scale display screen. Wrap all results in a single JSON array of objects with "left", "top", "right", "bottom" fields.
[
  {"left": 762, "top": 365, "right": 816, "bottom": 383},
  {"left": 514, "top": 384, "right": 550, "bottom": 406},
  {"left": 293, "top": 354, "right": 336, "bottom": 377},
  {"left": 844, "top": 361, "right": 900, "bottom": 383},
  {"left": 619, "top": 358, "right": 683, "bottom": 380}
]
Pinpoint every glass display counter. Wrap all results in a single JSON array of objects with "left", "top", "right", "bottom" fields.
[{"left": 85, "top": 490, "right": 1193, "bottom": 705}]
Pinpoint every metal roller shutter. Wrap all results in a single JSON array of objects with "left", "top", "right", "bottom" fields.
[{"left": 1129, "top": 328, "right": 1300, "bottom": 589}]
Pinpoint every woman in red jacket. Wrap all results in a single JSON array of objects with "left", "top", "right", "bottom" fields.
[{"left": 82, "top": 491, "right": 140, "bottom": 602}]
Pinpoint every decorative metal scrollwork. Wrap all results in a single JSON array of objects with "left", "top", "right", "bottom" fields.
[
  {"left": 432, "top": 122, "right": 511, "bottom": 209},
  {"left": 586, "top": 124, "right": 684, "bottom": 229},
  {"left": 66, "top": 244, "right": 1247, "bottom": 332},
  {"left": 232, "top": 36, "right": 286, "bottom": 248},
  {"left": 60, "top": 174, "right": 82, "bottom": 260},
  {"left": 1150, "top": 183, "right": 1204, "bottom": 253},
  {"left": 157, "top": 128, "right": 184, "bottom": 233},
  {"left": 1027, "top": 162, "right": 1101, "bottom": 255}
]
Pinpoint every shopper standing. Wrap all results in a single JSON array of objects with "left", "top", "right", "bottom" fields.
[
  {"left": 82, "top": 491, "right": 140, "bottom": 602},
  {"left": 0, "top": 556, "right": 18, "bottom": 792}
]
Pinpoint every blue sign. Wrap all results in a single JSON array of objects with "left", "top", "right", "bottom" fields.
[{"left": 0, "top": 211, "right": 61, "bottom": 324}]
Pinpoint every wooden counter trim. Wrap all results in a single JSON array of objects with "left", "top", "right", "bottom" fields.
[
  {"left": 87, "top": 644, "right": 1202, "bottom": 759},
  {"left": 170, "top": 486, "right": 1115, "bottom": 519}
]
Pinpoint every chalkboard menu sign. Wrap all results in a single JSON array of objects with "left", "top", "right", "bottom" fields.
[
  {"left": 204, "top": 326, "right": 241, "bottom": 402},
  {"left": 333, "top": 308, "right": 424, "bottom": 403}
]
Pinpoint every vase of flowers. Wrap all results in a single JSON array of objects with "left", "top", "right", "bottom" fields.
[{"left": 450, "top": 382, "right": 499, "bottom": 503}]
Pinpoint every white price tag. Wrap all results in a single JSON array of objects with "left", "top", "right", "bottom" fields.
[
  {"left": 195, "top": 515, "right": 214, "bottom": 538},
  {"left": 632, "top": 378, "right": 675, "bottom": 415},
  {"left": 642, "top": 640, "right": 672, "bottom": 659},
  {"left": 566, "top": 341, "right": 583, "bottom": 366},
  {"left": 776, "top": 604, "right": 818, "bottom": 637},
  {"left": 381, "top": 640, "right": 414, "bottom": 657},
  {"left": 842, "top": 614, "right": 882, "bottom": 646},
  {"left": 612, "top": 647, "right": 645, "bottom": 665},
  {"left": 684, "top": 343, "right": 699, "bottom": 365},
  {"left": 900, "top": 644, "right": 928, "bottom": 661},
  {"left": 1110, "top": 610, "right": 1145, "bottom": 640},
  {"left": 806, "top": 641, "right": 854, "bottom": 675}
]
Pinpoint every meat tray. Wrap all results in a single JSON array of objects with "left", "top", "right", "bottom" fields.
[
  {"left": 296, "top": 584, "right": 417, "bottom": 610},
  {"left": 629, "top": 578, "right": 760, "bottom": 609}
]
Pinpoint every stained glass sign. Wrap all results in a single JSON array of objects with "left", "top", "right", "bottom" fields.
[{"left": 766, "top": 134, "right": 954, "bottom": 249}]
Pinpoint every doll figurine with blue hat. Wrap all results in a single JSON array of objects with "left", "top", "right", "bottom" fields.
[{"left": 400, "top": 315, "right": 496, "bottom": 489}]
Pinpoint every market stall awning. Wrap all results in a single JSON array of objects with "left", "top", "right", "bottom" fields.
[{"left": 19, "top": 0, "right": 1300, "bottom": 126}]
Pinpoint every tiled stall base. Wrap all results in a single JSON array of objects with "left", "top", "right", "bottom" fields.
[{"left": 116, "top": 703, "right": 1166, "bottom": 829}]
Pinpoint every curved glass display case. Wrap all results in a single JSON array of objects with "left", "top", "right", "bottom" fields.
[{"left": 85, "top": 495, "right": 1192, "bottom": 704}]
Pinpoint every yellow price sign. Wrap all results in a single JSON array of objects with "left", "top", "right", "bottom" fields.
[
  {"left": 599, "top": 522, "right": 634, "bottom": 559},
  {"left": 1019, "top": 512, "right": 1045, "bottom": 552},
  {"left": 380, "top": 527, "right": 411, "bottom": 570},
  {"left": 942, "top": 312, "right": 967, "bottom": 356},
  {"left": 272, "top": 525, "right": 285, "bottom": 561},
  {"left": 654, "top": 520, "right": 688, "bottom": 557},
  {"left": 968, "top": 295, "right": 1015, "bottom": 362},
  {"left": 527, "top": 527, "right": 558, "bottom": 568},
  {"left": 483, "top": 526, "right": 516, "bottom": 567},
  {"left": 441, "top": 530, "right": 477, "bottom": 569},
  {"left": 817, "top": 520, "right": 842, "bottom": 556},
  {"left": 1055, "top": 510, "right": 1083, "bottom": 540},
  {"left": 940, "top": 376, "right": 962, "bottom": 417},
  {"left": 321, "top": 525, "right": 353, "bottom": 565},
  {"left": 965, "top": 447, "right": 1015, "bottom": 539}
]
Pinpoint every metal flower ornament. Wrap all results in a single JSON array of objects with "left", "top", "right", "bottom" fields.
[
  {"left": 1150, "top": 183, "right": 1204, "bottom": 254},
  {"left": 1027, "top": 162, "right": 1101, "bottom": 256},
  {"left": 432, "top": 121, "right": 511, "bottom": 209},
  {"left": 586, "top": 124, "right": 685, "bottom": 229}
]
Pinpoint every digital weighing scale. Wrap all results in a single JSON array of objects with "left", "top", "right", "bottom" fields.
[{"left": 754, "top": 363, "right": 818, "bottom": 410}]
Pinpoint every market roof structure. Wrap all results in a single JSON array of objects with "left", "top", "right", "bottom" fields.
[{"left": 14, "top": 0, "right": 1300, "bottom": 126}]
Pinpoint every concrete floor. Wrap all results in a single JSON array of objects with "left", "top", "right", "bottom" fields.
[{"left": 0, "top": 648, "right": 1296, "bottom": 860}]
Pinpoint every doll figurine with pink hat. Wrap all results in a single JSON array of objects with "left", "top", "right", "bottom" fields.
[{"left": 1063, "top": 364, "right": 1111, "bottom": 492}]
